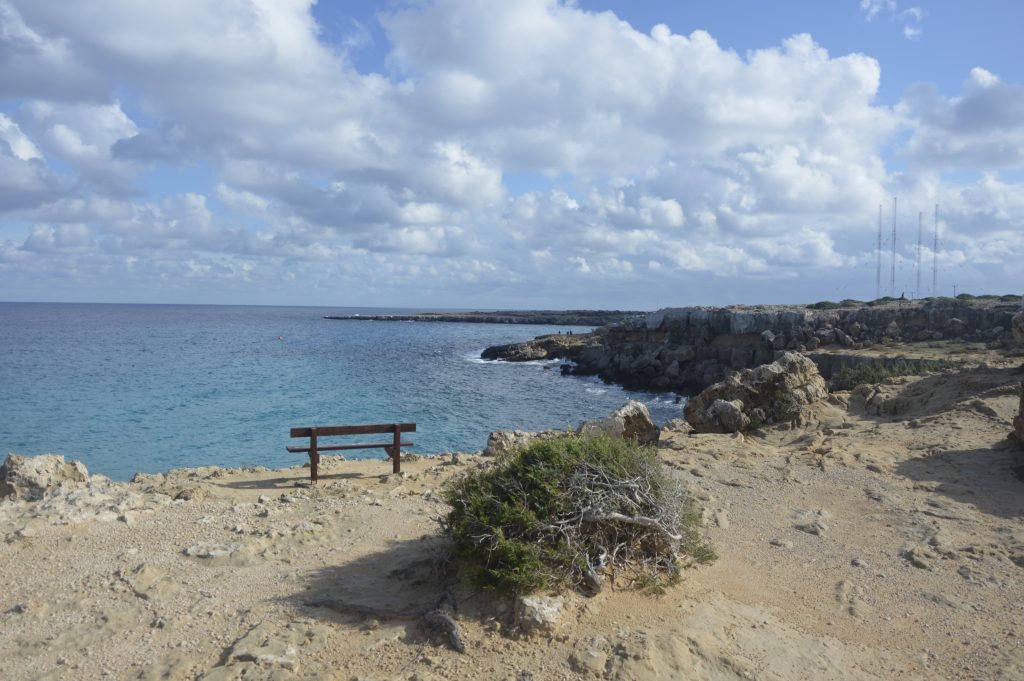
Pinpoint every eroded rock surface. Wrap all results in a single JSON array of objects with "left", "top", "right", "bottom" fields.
[
  {"left": 483, "top": 429, "right": 560, "bottom": 457},
  {"left": 0, "top": 453, "right": 89, "bottom": 501},
  {"left": 684, "top": 352, "right": 828, "bottom": 433},
  {"left": 577, "top": 400, "right": 659, "bottom": 444}
]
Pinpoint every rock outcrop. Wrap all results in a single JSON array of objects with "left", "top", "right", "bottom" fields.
[
  {"left": 480, "top": 333, "right": 589, "bottom": 362},
  {"left": 483, "top": 430, "right": 560, "bottom": 457},
  {"left": 487, "top": 297, "right": 1018, "bottom": 395},
  {"left": 577, "top": 400, "right": 659, "bottom": 445},
  {"left": 683, "top": 352, "right": 828, "bottom": 433},
  {"left": 484, "top": 401, "right": 661, "bottom": 455},
  {"left": 0, "top": 453, "right": 89, "bottom": 501}
]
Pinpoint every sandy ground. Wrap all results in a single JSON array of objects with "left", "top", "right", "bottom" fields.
[{"left": 2, "top": 351, "right": 1023, "bottom": 680}]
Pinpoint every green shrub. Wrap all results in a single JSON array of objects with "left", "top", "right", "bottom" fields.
[
  {"left": 832, "top": 359, "right": 960, "bottom": 391},
  {"left": 956, "top": 293, "right": 976, "bottom": 300},
  {"left": 808, "top": 300, "right": 841, "bottom": 310},
  {"left": 867, "top": 296, "right": 897, "bottom": 307},
  {"left": 839, "top": 299, "right": 865, "bottom": 307},
  {"left": 443, "top": 434, "right": 714, "bottom": 595}
]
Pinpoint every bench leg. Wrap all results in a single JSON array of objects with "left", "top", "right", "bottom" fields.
[
  {"left": 310, "top": 431, "right": 319, "bottom": 483},
  {"left": 392, "top": 426, "right": 401, "bottom": 475}
]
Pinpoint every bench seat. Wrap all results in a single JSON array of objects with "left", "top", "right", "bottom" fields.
[
  {"left": 286, "top": 441, "right": 414, "bottom": 453},
  {"left": 288, "top": 422, "right": 416, "bottom": 482}
]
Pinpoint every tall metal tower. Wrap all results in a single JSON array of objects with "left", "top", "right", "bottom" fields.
[
  {"left": 891, "top": 197, "right": 897, "bottom": 296},
  {"left": 916, "top": 211, "right": 923, "bottom": 297},
  {"left": 932, "top": 204, "right": 939, "bottom": 295},
  {"left": 876, "top": 204, "right": 882, "bottom": 299}
]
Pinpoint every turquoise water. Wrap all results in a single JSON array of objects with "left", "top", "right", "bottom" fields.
[{"left": 0, "top": 303, "right": 682, "bottom": 480}]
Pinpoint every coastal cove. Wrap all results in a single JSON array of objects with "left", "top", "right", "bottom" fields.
[{"left": 0, "top": 303, "right": 682, "bottom": 480}]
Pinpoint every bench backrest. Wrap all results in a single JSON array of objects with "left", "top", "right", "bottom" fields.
[{"left": 289, "top": 423, "right": 417, "bottom": 438}]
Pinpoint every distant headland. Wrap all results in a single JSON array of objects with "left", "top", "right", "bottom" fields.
[{"left": 324, "top": 309, "right": 646, "bottom": 325}]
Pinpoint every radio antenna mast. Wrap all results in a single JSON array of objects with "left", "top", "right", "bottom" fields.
[
  {"left": 932, "top": 204, "right": 939, "bottom": 295},
  {"left": 921, "top": 208, "right": 929, "bottom": 296},
  {"left": 891, "top": 197, "right": 897, "bottom": 297},
  {"left": 876, "top": 204, "right": 882, "bottom": 299}
]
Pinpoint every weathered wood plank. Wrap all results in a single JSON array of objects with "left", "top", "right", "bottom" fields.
[
  {"left": 287, "top": 441, "right": 414, "bottom": 453},
  {"left": 290, "top": 423, "right": 416, "bottom": 438}
]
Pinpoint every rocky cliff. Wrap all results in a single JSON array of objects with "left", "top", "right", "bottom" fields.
[
  {"left": 484, "top": 297, "right": 1020, "bottom": 395},
  {"left": 1015, "top": 381, "right": 1024, "bottom": 444}
]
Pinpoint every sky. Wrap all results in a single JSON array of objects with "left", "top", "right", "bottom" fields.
[{"left": 0, "top": 0, "right": 1022, "bottom": 309}]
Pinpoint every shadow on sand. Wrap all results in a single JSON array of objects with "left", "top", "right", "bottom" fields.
[
  {"left": 894, "top": 439, "right": 1024, "bottom": 520},
  {"left": 283, "top": 534, "right": 503, "bottom": 651},
  {"left": 211, "top": 469, "right": 378, "bottom": 492}
]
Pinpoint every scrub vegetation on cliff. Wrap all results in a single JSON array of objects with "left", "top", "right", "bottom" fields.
[
  {"left": 832, "top": 358, "right": 961, "bottom": 391},
  {"left": 442, "top": 433, "right": 714, "bottom": 596}
]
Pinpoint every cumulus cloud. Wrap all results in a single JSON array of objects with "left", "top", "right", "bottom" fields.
[
  {"left": 0, "top": 0, "right": 1020, "bottom": 305},
  {"left": 899, "top": 68, "right": 1024, "bottom": 170}
]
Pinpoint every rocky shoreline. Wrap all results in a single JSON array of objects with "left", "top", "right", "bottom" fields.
[
  {"left": 483, "top": 296, "right": 1021, "bottom": 394},
  {"left": 2, "top": 340, "right": 1023, "bottom": 679},
  {"left": 325, "top": 310, "right": 645, "bottom": 326}
]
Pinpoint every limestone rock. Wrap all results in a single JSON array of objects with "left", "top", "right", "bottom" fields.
[
  {"left": 0, "top": 453, "right": 89, "bottom": 501},
  {"left": 683, "top": 352, "right": 828, "bottom": 433},
  {"left": 709, "top": 399, "right": 749, "bottom": 434},
  {"left": 184, "top": 543, "right": 241, "bottom": 559},
  {"left": 483, "top": 430, "right": 558, "bottom": 457},
  {"left": 516, "top": 595, "right": 565, "bottom": 636},
  {"left": 577, "top": 400, "right": 659, "bottom": 444}
]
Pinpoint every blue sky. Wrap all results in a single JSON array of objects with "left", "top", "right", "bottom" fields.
[{"left": 0, "top": 0, "right": 1021, "bottom": 308}]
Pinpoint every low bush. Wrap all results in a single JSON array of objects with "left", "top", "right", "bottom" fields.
[
  {"left": 808, "top": 300, "right": 841, "bottom": 310},
  {"left": 832, "top": 359, "right": 960, "bottom": 391},
  {"left": 443, "top": 433, "right": 714, "bottom": 595}
]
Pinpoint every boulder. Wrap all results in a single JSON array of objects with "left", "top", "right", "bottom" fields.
[
  {"left": 516, "top": 595, "right": 565, "bottom": 637},
  {"left": 577, "top": 400, "right": 659, "bottom": 445},
  {"left": 483, "top": 431, "right": 545, "bottom": 457},
  {"left": 683, "top": 352, "right": 828, "bottom": 433},
  {"left": 0, "top": 453, "right": 89, "bottom": 501},
  {"left": 707, "top": 399, "right": 749, "bottom": 433}
]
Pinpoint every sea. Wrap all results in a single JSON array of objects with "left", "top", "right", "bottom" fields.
[{"left": 0, "top": 303, "right": 684, "bottom": 481}]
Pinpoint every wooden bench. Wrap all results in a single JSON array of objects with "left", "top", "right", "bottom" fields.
[{"left": 287, "top": 423, "right": 416, "bottom": 482}]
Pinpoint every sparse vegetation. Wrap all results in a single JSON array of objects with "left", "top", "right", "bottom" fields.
[
  {"left": 808, "top": 300, "right": 841, "bottom": 310},
  {"left": 442, "top": 433, "right": 714, "bottom": 596},
  {"left": 867, "top": 296, "right": 898, "bottom": 307},
  {"left": 832, "top": 359, "right": 960, "bottom": 391}
]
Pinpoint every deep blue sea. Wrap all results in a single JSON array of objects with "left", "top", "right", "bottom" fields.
[{"left": 0, "top": 303, "right": 682, "bottom": 480}]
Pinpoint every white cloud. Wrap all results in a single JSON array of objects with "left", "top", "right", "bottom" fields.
[
  {"left": 0, "top": 0, "right": 1020, "bottom": 306},
  {"left": 860, "top": 0, "right": 925, "bottom": 39},
  {"left": 0, "top": 113, "right": 41, "bottom": 160},
  {"left": 859, "top": 0, "right": 896, "bottom": 22},
  {"left": 899, "top": 69, "right": 1024, "bottom": 170}
]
